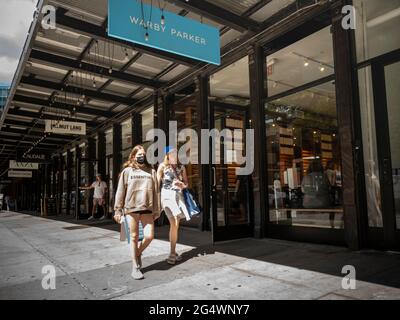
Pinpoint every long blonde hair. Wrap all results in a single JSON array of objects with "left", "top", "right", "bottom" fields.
[
  {"left": 163, "top": 148, "right": 180, "bottom": 168},
  {"left": 123, "top": 145, "right": 148, "bottom": 169}
]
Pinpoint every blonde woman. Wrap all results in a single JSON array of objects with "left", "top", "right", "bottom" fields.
[
  {"left": 114, "top": 145, "right": 160, "bottom": 280},
  {"left": 157, "top": 146, "right": 190, "bottom": 265}
]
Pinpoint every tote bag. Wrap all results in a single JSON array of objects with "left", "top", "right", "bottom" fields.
[{"left": 183, "top": 189, "right": 201, "bottom": 217}]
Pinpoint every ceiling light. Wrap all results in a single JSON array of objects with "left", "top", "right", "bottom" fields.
[
  {"left": 319, "top": 65, "right": 325, "bottom": 72},
  {"left": 304, "top": 60, "right": 309, "bottom": 67}
]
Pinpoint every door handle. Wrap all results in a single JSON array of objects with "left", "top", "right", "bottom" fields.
[{"left": 212, "top": 167, "right": 216, "bottom": 188}]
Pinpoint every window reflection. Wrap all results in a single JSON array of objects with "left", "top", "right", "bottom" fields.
[{"left": 265, "top": 25, "right": 343, "bottom": 229}]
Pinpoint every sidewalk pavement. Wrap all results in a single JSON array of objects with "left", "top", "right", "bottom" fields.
[{"left": 0, "top": 211, "right": 399, "bottom": 300}]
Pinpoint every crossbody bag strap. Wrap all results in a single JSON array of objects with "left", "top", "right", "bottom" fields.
[{"left": 171, "top": 165, "right": 182, "bottom": 182}]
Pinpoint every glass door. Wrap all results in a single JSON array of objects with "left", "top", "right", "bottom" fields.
[
  {"left": 369, "top": 54, "right": 400, "bottom": 249},
  {"left": 210, "top": 104, "right": 253, "bottom": 242}
]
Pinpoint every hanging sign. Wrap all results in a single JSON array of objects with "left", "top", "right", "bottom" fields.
[
  {"left": 108, "top": 0, "right": 221, "bottom": 65},
  {"left": 45, "top": 120, "right": 86, "bottom": 136},
  {"left": 8, "top": 170, "right": 33, "bottom": 178},
  {"left": 9, "top": 160, "right": 39, "bottom": 170},
  {"left": 16, "top": 150, "right": 50, "bottom": 163}
]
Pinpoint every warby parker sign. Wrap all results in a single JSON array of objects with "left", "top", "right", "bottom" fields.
[
  {"left": 45, "top": 120, "right": 86, "bottom": 136},
  {"left": 108, "top": 0, "right": 221, "bottom": 65}
]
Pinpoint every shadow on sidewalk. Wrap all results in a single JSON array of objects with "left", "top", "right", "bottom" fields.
[{"left": 13, "top": 210, "right": 400, "bottom": 290}]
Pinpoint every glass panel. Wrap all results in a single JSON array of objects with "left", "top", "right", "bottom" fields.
[
  {"left": 105, "top": 129, "right": 113, "bottom": 155},
  {"left": 169, "top": 95, "right": 201, "bottom": 228},
  {"left": 214, "top": 116, "right": 225, "bottom": 227},
  {"left": 265, "top": 26, "right": 343, "bottom": 229},
  {"left": 121, "top": 148, "right": 131, "bottom": 165},
  {"left": 94, "top": 136, "right": 98, "bottom": 174},
  {"left": 107, "top": 157, "right": 113, "bottom": 214},
  {"left": 225, "top": 112, "right": 250, "bottom": 226},
  {"left": 70, "top": 149, "right": 76, "bottom": 214},
  {"left": 141, "top": 106, "right": 154, "bottom": 149},
  {"left": 266, "top": 82, "right": 343, "bottom": 229},
  {"left": 384, "top": 62, "right": 400, "bottom": 229},
  {"left": 121, "top": 119, "right": 132, "bottom": 150},
  {"left": 267, "top": 26, "right": 334, "bottom": 97},
  {"left": 359, "top": 66, "right": 383, "bottom": 227},
  {"left": 210, "top": 56, "right": 250, "bottom": 105},
  {"left": 355, "top": 0, "right": 400, "bottom": 62},
  {"left": 213, "top": 110, "right": 250, "bottom": 227}
]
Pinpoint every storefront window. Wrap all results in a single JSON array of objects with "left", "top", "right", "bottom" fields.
[
  {"left": 70, "top": 148, "right": 76, "bottom": 213},
  {"left": 354, "top": 0, "right": 400, "bottom": 62},
  {"left": 105, "top": 128, "right": 113, "bottom": 155},
  {"left": 359, "top": 66, "right": 383, "bottom": 227},
  {"left": 265, "top": 26, "right": 343, "bottom": 229},
  {"left": 79, "top": 143, "right": 89, "bottom": 215},
  {"left": 385, "top": 62, "right": 400, "bottom": 229},
  {"left": 62, "top": 153, "right": 67, "bottom": 214},
  {"left": 121, "top": 118, "right": 132, "bottom": 151},
  {"left": 169, "top": 93, "right": 201, "bottom": 228},
  {"left": 141, "top": 106, "right": 154, "bottom": 149},
  {"left": 209, "top": 57, "right": 252, "bottom": 230},
  {"left": 121, "top": 118, "right": 133, "bottom": 165},
  {"left": 105, "top": 129, "right": 113, "bottom": 213},
  {"left": 94, "top": 135, "right": 98, "bottom": 175}
]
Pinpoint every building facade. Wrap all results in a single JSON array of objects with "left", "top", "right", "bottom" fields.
[
  {"left": 0, "top": 0, "right": 399, "bottom": 251},
  {"left": 0, "top": 84, "right": 10, "bottom": 112}
]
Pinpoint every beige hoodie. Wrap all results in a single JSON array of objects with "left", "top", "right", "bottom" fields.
[{"left": 114, "top": 166, "right": 160, "bottom": 218}]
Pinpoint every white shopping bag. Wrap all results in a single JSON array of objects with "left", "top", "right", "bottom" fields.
[{"left": 120, "top": 215, "right": 132, "bottom": 244}]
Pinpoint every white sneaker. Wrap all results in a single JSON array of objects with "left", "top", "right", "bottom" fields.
[
  {"left": 174, "top": 253, "right": 183, "bottom": 262},
  {"left": 88, "top": 216, "right": 94, "bottom": 221},
  {"left": 131, "top": 268, "right": 144, "bottom": 280},
  {"left": 166, "top": 254, "right": 177, "bottom": 265},
  {"left": 99, "top": 215, "right": 106, "bottom": 220}
]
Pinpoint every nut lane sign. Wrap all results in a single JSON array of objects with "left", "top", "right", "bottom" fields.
[{"left": 45, "top": 120, "right": 86, "bottom": 136}]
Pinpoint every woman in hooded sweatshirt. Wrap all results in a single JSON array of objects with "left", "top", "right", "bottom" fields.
[{"left": 114, "top": 145, "right": 160, "bottom": 280}]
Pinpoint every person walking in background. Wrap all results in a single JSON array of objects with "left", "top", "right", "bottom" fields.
[
  {"left": 114, "top": 145, "right": 160, "bottom": 280},
  {"left": 325, "top": 160, "right": 337, "bottom": 206},
  {"left": 301, "top": 159, "right": 331, "bottom": 209},
  {"left": 4, "top": 195, "right": 10, "bottom": 212},
  {"left": 157, "top": 146, "right": 190, "bottom": 265},
  {"left": 80, "top": 173, "right": 108, "bottom": 220}
]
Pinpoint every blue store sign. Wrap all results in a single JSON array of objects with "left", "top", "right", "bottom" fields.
[{"left": 108, "top": 0, "right": 221, "bottom": 65}]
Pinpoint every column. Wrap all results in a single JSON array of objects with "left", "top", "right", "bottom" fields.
[
  {"left": 248, "top": 44, "right": 268, "bottom": 239},
  {"left": 195, "top": 75, "right": 211, "bottom": 231},
  {"left": 331, "top": 0, "right": 366, "bottom": 250}
]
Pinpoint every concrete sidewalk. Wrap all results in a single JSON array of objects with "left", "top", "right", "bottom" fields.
[{"left": 0, "top": 211, "right": 399, "bottom": 300}]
